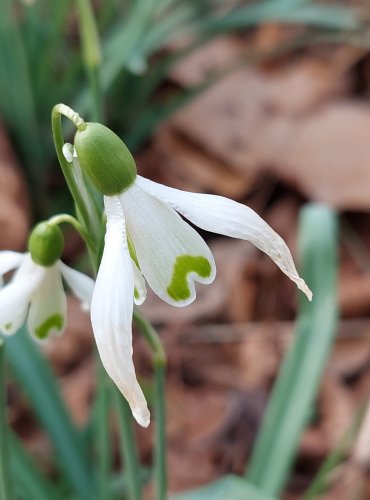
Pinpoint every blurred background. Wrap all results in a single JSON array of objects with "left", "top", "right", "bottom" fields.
[{"left": 2, "top": 0, "right": 370, "bottom": 499}]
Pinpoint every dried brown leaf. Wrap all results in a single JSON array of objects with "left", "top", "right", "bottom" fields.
[{"left": 0, "top": 121, "right": 29, "bottom": 249}]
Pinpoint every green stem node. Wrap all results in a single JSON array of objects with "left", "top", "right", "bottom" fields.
[{"left": 53, "top": 103, "right": 86, "bottom": 131}]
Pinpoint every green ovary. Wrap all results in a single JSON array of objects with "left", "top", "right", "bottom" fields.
[
  {"left": 35, "top": 313, "right": 64, "bottom": 339},
  {"left": 167, "top": 255, "right": 212, "bottom": 301}
]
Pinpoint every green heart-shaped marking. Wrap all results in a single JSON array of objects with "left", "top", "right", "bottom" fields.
[
  {"left": 167, "top": 255, "right": 212, "bottom": 301},
  {"left": 35, "top": 313, "right": 64, "bottom": 339}
]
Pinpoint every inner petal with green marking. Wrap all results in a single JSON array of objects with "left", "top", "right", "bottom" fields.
[
  {"left": 167, "top": 255, "right": 212, "bottom": 301},
  {"left": 35, "top": 313, "right": 64, "bottom": 339}
]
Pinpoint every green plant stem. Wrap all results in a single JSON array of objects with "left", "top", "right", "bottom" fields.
[
  {"left": 153, "top": 364, "right": 166, "bottom": 500},
  {"left": 133, "top": 309, "right": 167, "bottom": 500},
  {"left": 76, "top": 0, "right": 103, "bottom": 122},
  {"left": 47, "top": 213, "right": 96, "bottom": 254},
  {"left": 77, "top": 5, "right": 149, "bottom": 496},
  {"left": 115, "top": 391, "right": 142, "bottom": 500},
  {"left": 87, "top": 66, "right": 103, "bottom": 122},
  {"left": 0, "top": 341, "right": 13, "bottom": 500},
  {"left": 94, "top": 359, "right": 111, "bottom": 500},
  {"left": 133, "top": 310, "right": 166, "bottom": 367},
  {"left": 10, "top": 432, "right": 63, "bottom": 500},
  {"left": 51, "top": 105, "right": 90, "bottom": 230}
]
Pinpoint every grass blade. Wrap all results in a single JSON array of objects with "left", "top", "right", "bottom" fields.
[
  {"left": 172, "top": 475, "right": 277, "bottom": 500},
  {"left": 0, "top": 342, "right": 14, "bottom": 500},
  {"left": 93, "top": 359, "right": 112, "bottom": 500},
  {"left": 203, "top": 1, "right": 358, "bottom": 33},
  {"left": 153, "top": 364, "right": 166, "bottom": 500},
  {"left": 0, "top": 0, "right": 43, "bottom": 168},
  {"left": 133, "top": 310, "right": 167, "bottom": 500},
  {"left": 5, "top": 329, "right": 94, "bottom": 500},
  {"left": 114, "top": 389, "right": 143, "bottom": 500},
  {"left": 247, "top": 203, "right": 339, "bottom": 496},
  {"left": 10, "top": 433, "right": 63, "bottom": 500}
]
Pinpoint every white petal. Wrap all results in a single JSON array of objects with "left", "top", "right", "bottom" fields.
[
  {"left": 59, "top": 261, "right": 95, "bottom": 311},
  {"left": 92, "top": 196, "right": 150, "bottom": 427},
  {"left": 2, "top": 306, "right": 29, "bottom": 335},
  {"left": 121, "top": 184, "right": 216, "bottom": 307},
  {"left": 132, "top": 260, "right": 147, "bottom": 306},
  {"left": 62, "top": 143, "right": 74, "bottom": 163},
  {"left": 137, "top": 176, "right": 312, "bottom": 301},
  {"left": 0, "top": 256, "right": 44, "bottom": 334},
  {"left": 27, "top": 265, "right": 67, "bottom": 340},
  {"left": 0, "top": 251, "right": 26, "bottom": 285}
]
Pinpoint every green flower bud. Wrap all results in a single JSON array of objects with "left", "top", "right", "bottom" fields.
[
  {"left": 74, "top": 122, "right": 137, "bottom": 195},
  {"left": 29, "top": 223, "right": 64, "bottom": 267}
]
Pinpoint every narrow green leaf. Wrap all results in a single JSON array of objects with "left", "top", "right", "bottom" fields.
[
  {"left": 0, "top": 342, "right": 14, "bottom": 500},
  {"left": 114, "top": 389, "right": 142, "bottom": 500},
  {"left": 264, "top": 4, "right": 359, "bottom": 30},
  {"left": 0, "top": 0, "right": 43, "bottom": 170},
  {"left": 10, "top": 433, "right": 63, "bottom": 500},
  {"left": 172, "top": 475, "right": 277, "bottom": 500},
  {"left": 153, "top": 364, "right": 166, "bottom": 500},
  {"left": 203, "top": 1, "right": 358, "bottom": 33},
  {"left": 93, "top": 359, "right": 112, "bottom": 500},
  {"left": 102, "top": 0, "right": 159, "bottom": 86},
  {"left": 4, "top": 329, "right": 94, "bottom": 500},
  {"left": 247, "top": 203, "right": 338, "bottom": 496}
]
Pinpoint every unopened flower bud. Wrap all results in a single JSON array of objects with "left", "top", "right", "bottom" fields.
[
  {"left": 28, "top": 222, "right": 64, "bottom": 267},
  {"left": 74, "top": 123, "right": 137, "bottom": 195}
]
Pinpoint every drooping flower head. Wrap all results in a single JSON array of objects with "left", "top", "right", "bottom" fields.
[
  {"left": 71, "top": 120, "right": 312, "bottom": 428},
  {"left": 0, "top": 222, "right": 94, "bottom": 340}
]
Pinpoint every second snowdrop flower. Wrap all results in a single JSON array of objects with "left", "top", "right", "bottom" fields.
[{"left": 0, "top": 222, "right": 94, "bottom": 340}]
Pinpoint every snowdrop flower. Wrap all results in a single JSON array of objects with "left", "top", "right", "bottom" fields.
[
  {"left": 73, "top": 121, "right": 312, "bottom": 428},
  {"left": 0, "top": 222, "right": 94, "bottom": 340}
]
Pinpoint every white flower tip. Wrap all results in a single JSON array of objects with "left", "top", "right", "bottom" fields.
[
  {"left": 294, "top": 277, "right": 313, "bottom": 302},
  {"left": 302, "top": 283, "right": 313, "bottom": 302},
  {"left": 133, "top": 286, "right": 146, "bottom": 306},
  {"left": 132, "top": 405, "right": 150, "bottom": 428}
]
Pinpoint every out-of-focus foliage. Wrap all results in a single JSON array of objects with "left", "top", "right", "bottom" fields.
[{"left": 0, "top": 0, "right": 359, "bottom": 217}]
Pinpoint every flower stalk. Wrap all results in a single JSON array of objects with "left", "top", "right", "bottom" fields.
[
  {"left": 153, "top": 365, "right": 166, "bottom": 500},
  {"left": 47, "top": 214, "right": 96, "bottom": 255},
  {"left": 114, "top": 390, "right": 142, "bottom": 500},
  {"left": 133, "top": 309, "right": 167, "bottom": 500},
  {"left": 51, "top": 105, "right": 91, "bottom": 231}
]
